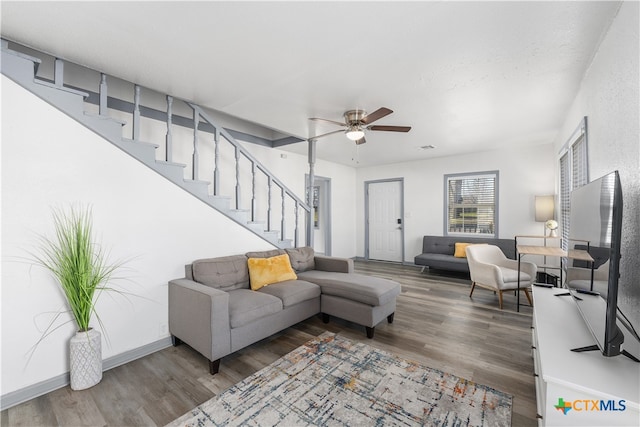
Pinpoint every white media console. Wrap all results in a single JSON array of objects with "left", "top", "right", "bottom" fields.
[{"left": 532, "top": 286, "right": 639, "bottom": 426}]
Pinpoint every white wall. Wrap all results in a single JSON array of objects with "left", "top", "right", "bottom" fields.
[
  {"left": 1, "top": 76, "right": 276, "bottom": 396},
  {"left": 356, "top": 144, "right": 556, "bottom": 261},
  {"left": 552, "top": 1, "right": 639, "bottom": 328}
]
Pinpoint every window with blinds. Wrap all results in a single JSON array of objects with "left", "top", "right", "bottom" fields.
[
  {"left": 444, "top": 171, "right": 498, "bottom": 236},
  {"left": 559, "top": 118, "right": 589, "bottom": 252}
]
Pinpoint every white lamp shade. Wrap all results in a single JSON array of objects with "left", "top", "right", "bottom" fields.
[{"left": 535, "top": 195, "right": 555, "bottom": 222}]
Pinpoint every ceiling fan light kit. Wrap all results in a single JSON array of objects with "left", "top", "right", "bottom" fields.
[
  {"left": 309, "top": 107, "right": 411, "bottom": 145},
  {"left": 345, "top": 126, "right": 365, "bottom": 141}
]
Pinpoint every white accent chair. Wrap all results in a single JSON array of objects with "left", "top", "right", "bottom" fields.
[{"left": 466, "top": 244, "right": 537, "bottom": 309}]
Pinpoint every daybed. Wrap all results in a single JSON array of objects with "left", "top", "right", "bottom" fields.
[
  {"left": 168, "top": 247, "right": 401, "bottom": 374},
  {"left": 414, "top": 235, "right": 516, "bottom": 273}
]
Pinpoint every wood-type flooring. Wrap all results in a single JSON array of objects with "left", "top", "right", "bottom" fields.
[{"left": 1, "top": 260, "right": 536, "bottom": 426}]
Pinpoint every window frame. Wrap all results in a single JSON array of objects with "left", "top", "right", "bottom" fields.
[{"left": 443, "top": 170, "right": 499, "bottom": 237}]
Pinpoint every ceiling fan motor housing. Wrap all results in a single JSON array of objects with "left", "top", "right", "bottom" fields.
[{"left": 344, "top": 110, "right": 367, "bottom": 124}]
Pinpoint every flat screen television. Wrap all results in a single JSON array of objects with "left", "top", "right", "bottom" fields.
[{"left": 566, "top": 170, "right": 638, "bottom": 362}]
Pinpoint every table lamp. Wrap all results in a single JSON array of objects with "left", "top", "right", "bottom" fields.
[{"left": 535, "top": 195, "right": 556, "bottom": 236}]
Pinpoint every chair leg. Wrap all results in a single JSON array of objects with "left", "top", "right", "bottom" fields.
[
  {"left": 498, "top": 291, "right": 504, "bottom": 310},
  {"left": 469, "top": 282, "right": 476, "bottom": 297},
  {"left": 524, "top": 288, "right": 533, "bottom": 306}
]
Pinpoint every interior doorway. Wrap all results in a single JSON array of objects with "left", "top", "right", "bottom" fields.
[
  {"left": 307, "top": 175, "right": 331, "bottom": 255},
  {"left": 365, "top": 179, "right": 404, "bottom": 262}
]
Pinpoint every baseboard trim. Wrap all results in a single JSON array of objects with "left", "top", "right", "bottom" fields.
[{"left": 0, "top": 337, "right": 172, "bottom": 411}]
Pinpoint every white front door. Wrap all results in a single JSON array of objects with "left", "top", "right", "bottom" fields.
[{"left": 367, "top": 180, "right": 403, "bottom": 262}]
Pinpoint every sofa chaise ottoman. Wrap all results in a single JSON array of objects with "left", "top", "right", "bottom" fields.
[{"left": 168, "top": 247, "right": 401, "bottom": 374}]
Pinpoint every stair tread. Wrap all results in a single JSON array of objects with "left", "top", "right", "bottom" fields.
[
  {"left": 156, "top": 160, "right": 187, "bottom": 167},
  {"left": 1, "top": 46, "right": 42, "bottom": 65},
  {"left": 184, "top": 179, "right": 210, "bottom": 185},
  {"left": 84, "top": 112, "right": 126, "bottom": 126},
  {"left": 121, "top": 138, "right": 160, "bottom": 149},
  {"left": 34, "top": 79, "right": 89, "bottom": 98}
]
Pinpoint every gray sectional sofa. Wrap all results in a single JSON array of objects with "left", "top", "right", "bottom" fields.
[
  {"left": 414, "top": 235, "right": 516, "bottom": 273},
  {"left": 168, "top": 247, "right": 401, "bottom": 374}
]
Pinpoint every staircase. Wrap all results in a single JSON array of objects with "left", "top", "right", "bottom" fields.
[{"left": 1, "top": 39, "right": 311, "bottom": 248}]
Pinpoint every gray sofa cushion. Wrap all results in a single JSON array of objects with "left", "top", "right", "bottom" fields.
[
  {"left": 258, "top": 280, "right": 321, "bottom": 308},
  {"left": 285, "top": 246, "right": 316, "bottom": 272},
  {"left": 192, "top": 255, "right": 250, "bottom": 291},
  {"left": 245, "top": 249, "right": 285, "bottom": 259},
  {"left": 227, "top": 289, "right": 283, "bottom": 328},
  {"left": 297, "top": 271, "right": 400, "bottom": 306},
  {"left": 414, "top": 253, "right": 469, "bottom": 272}
]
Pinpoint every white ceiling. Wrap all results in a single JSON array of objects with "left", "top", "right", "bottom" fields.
[{"left": 1, "top": 1, "right": 622, "bottom": 167}]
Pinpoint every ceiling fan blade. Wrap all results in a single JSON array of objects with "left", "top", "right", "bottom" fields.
[
  {"left": 361, "top": 107, "right": 393, "bottom": 124},
  {"left": 308, "top": 129, "right": 345, "bottom": 140},
  {"left": 355, "top": 136, "right": 367, "bottom": 145},
  {"left": 309, "top": 117, "right": 347, "bottom": 127},
  {"left": 368, "top": 125, "right": 412, "bottom": 132}
]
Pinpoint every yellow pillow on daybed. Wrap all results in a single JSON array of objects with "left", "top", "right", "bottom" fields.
[
  {"left": 454, "top": 242, "right": 472, "bottom": 258},
  {"left": 247, "top": 254, "right": 297, "bottom": 290}
]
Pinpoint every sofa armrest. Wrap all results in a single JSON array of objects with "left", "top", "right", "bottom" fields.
[
  {"left": 168, "top": 278, "right": 231, "bottom": 362},
  {"left": 314, "top": 255, "right": 354, "bottom": 273}
]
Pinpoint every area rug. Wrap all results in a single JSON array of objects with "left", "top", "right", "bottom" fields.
[{"left": 167, "top": 332, "right": 512, "bottom": 427}]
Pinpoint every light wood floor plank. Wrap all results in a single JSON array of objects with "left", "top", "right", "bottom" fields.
[{"left": 2, "top": 261, "right": 537, "bottom": 426}]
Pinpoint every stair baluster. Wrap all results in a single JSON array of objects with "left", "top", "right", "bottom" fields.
[
  {"left": 99, "top": 74, "right": 107, "bottom": 116},
  {"left": 294, "top": 202, "right": 300, "bottom": 248},
  {"left": 251, "top": 163, "right": 257, "bottom": 222},
  {"left": 281, "top": 186, "right": 286, "bottom": 242},
  {"left": 166, "top": 95, "right": 173, "bottom": 162},
  {"left": 54, "top": 59, "right": 64, "bottom": 87},
  {"left": 267, "top": 176, "right": 273, "bottom": 232},
  {"left": 235, "top": 146, "right": 241, "bottom": 209},
  {"left": 192, "top": 109, "right": 199, "bottom": 181},
  {"left": 213, "top": 128, "right": 220, "bottom": 196},
  {"left": 133, "top": 85, "right": 141, "bottom": 141}
]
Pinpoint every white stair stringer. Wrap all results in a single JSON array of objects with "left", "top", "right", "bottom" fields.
[{"left": 1, "top": 45, "right": 291, "bottom": 248}]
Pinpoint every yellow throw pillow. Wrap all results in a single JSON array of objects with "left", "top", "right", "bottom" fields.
[
  {"left": 454, "top": 242, "right": 472, "bottom": 258},
  {"left": 247, "top": 254, "right": 297, "bottom": 290}
]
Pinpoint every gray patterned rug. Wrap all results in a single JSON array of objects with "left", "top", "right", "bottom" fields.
[{"left": 168, "top": 332, "right": 512, "bottom": 426}]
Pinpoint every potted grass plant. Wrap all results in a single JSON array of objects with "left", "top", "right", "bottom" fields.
[{"left": 33, "top": 205, "right": 123, "bottom": 390}]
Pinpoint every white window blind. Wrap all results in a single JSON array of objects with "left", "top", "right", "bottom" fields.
[
  {"left": 559, "top": 118, "right": 589, "bottom": 252},
  {"left": 572, "top": 135, "right": 588, "bottom": 189},
  {"left": 445, "top": 171, "right": 498, "bottom": 236},
  {"left": 560, "top": 152, "right": 571, "bottom": 250}
]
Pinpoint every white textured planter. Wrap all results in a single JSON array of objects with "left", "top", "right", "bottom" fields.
[{"left": 69, "top": 329, "right": 102, "bottom": 390}]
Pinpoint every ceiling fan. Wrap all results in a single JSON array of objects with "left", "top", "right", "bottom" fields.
[{"left": 309, "top": 107, "right": 411, "bottom": 145}]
